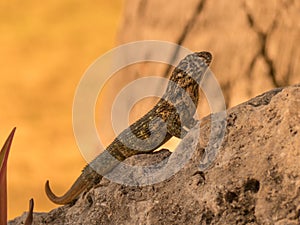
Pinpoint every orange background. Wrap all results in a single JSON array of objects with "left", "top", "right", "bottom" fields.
[{"left": 0, "top": 0, "right": 123, "bottom": 219}]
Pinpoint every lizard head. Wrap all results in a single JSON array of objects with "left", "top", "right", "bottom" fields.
[
  {"left": 172, "top": 51, "right": 212, "bottom": 84},
  {"left": 195, "top": 51, "right": 212, "bottom": 65},
  {"left": 166, "top": 51, "right": 212, "bottom": 104},
  {"left": 162, "top": 51, "right": 212, "bottom": 130}
]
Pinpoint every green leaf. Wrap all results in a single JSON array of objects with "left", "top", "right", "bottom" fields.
[{"left": 0, "top": 128, "right": 16, "bottom": 225}]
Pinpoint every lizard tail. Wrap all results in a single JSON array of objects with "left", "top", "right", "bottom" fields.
[{"left": 45, "top": 175, "right": 90, "bottom": 205}]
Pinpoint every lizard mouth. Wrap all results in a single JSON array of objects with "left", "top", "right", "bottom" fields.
[{"left": 195, "top": 51, "right": 212, "bottom": 65}]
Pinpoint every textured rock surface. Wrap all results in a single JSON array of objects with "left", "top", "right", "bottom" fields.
[
  {"left": 116, "top": 0, "right": 300, "bottom": 105},
  {"left": 99, "top": 0, "right": 300, "bottom": 143},
  {"left": 9, "top": 85, "right": 300, "bottom": 224}
]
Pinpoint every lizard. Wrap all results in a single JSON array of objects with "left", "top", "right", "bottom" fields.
[{"left": 45, "top": 51, "right": 212, "bottom": 205}]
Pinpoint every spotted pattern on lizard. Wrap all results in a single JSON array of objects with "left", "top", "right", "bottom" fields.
[{"left": 45, "top": 51, "right": 212, "bottom": 205}]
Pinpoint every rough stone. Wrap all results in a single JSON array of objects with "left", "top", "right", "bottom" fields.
[
  {"left": 9, "top": 84, "right": 300, "bottom": 224},
  {"left": 116, "top": 0, "right": 300, "bottom": 106},
  {"left": 99, "top": 0, "right": 300, "bottom": 142}
]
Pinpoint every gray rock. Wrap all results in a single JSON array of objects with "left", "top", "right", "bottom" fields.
[
  {"left": 102, "top": 0, "right": 300, "bottom": 125},
  {"left": 9, "top": 84, "right": 300, "bottom": 224}
]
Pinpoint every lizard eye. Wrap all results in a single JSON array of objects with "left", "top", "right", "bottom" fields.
[{"left": 178, "top": 61, "right": 188, "bottom": 71}]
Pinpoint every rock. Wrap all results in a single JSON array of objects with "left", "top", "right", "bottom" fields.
[
  {"left": 116, "top": 0, "right": 300, "bottom": 107},
  {"left": 9, "top": 84, "right": 300, "bottom": 224},
  {"left": 98, "top": 0, "right": 300, "bottom": 143}
]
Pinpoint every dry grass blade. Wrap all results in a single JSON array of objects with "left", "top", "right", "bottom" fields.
[
  {"left": 24, "top": 198, "right": 34, "bottom": 225},
  {"left": 0, "top": 127, "right": 16, "bottom": 225}
]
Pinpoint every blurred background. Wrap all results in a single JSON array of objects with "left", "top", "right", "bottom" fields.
[
  {"left": 1, "top": 0, "right": 299, "bottom": 220},
  {"left": 0, "top": 0, "right": 123, "bottom": 219}
]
